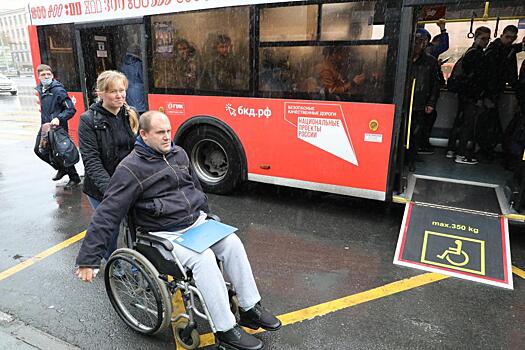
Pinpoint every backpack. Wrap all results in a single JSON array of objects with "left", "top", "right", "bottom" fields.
[
  {"left": 447, "top": 48, "right": 476, "bottom": 93},
  {"left": 48, "top": 126, "right": 80, "bottom": 168}
]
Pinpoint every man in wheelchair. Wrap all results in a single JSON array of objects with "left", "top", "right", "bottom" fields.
[{"left": 75, "top": 111, "right": 280, "bottom": 350}]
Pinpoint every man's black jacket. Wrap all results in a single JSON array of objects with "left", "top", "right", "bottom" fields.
[
  {"left": 36, "top": 80, "right": 76, "bottom": 130},
  {"left": 409, "top": 52, "right": 441, "bottom": 111},
  {"left": 76, "top": 138, "right": 209, "bottom": 267},
  {"left": 78, "top": 103, "right": 135, "bottom": 201},
  {"left": 483, "top": 38, "right": 522, "bottom": 99}
]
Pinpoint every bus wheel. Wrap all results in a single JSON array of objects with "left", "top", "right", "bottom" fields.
[{"left": 181, "top": 127, "right": 242, "bottom": 194}]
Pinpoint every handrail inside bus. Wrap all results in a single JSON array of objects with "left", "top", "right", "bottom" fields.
[{"left": 418, "top": 15, "right": 525, "bottom": 25}]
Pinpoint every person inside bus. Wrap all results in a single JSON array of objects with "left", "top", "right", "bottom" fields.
[
  {"left": 120, "top": 44, "right": 146, "bottom": 114},
  {"left": 259, "top": 49, "right": 294, "bottom": 94},
  {"left": 478, "top": 25, "right": 525, "bottom": 162},
  {"left": 406, "top": 29, "right": 441, "bottom": 172},
  {"left": 417, "top": 19, "right": 449, "bottom": 155},
  {"left": 78, "top": 70, "right": 139, "bottom": 268},
  {"left": 34, "top": 64, "right": 81, "bottom": 188},
  {"left": 452, "top": 26, "right": 491, "bottom": 165},
  {"left": 200, "top": 34, "right": 239, "bottom": 91},
  {"left": 75, "top": 111, "right": 281, "bottom": 350},
  {"left": 173, "top": 38, "right": 200, "bottom": 89},
  {"left": 318, "top": 46, "right": 366, "bottom": 100},
  {"left": 425, "top": 18, "right": 449, "bottom": 59}
]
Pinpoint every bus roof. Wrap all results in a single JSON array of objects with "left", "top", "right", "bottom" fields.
[{"left": 28, "top": 0, "right": 304, "bottom": 26}]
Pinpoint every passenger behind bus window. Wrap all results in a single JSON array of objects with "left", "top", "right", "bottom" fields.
[
  {"left": 120, "top": 44, "right": 146, "bottom": 114},
  {"left": 450, "top": 26, "right": 491, "bottom": 165},
  {"left": 406, "top": 29, "right": 441, "bottom": 172},
  {"left": 173, "top": 39, "right": 200, "bottom": 89},
  {"left": 317, "top": 46, "right": 365, "bottom": 100},
  {"left": 259, "top": 50, "right": 294, "bottom": 95},
  {"left": 200, "top": 34, "right": 240, "bottom": 91},
  {"left": 478, "top": 25, "right": 524, "bottom": 163}
]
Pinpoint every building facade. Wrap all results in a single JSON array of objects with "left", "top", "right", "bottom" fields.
[{"left": 0, "top": 8, "right": 32, "bottom": 74}]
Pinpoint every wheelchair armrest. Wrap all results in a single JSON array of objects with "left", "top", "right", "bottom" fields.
[
  {"left": 136, "top": 232, "right": 174, "bottom": 251},
  {"left": 206, "top": 213, "right": 221, "bottom": 222}
]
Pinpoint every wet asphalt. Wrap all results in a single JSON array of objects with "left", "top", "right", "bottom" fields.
[{"left": 0, "top": 92, "right": 524, "bottom": 349}]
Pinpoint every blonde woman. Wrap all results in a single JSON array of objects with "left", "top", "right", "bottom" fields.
[{"left": 78, "top": 70, "right": 139, "bottom": 262}]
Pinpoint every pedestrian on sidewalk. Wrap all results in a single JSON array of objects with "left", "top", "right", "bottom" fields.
[{"left": 33, "top": 64, "right": 80, "bottom": 187}]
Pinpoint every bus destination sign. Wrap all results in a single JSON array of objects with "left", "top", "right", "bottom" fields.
[{"left": 28, "top": 0, "right": 305, "bottom": 26}]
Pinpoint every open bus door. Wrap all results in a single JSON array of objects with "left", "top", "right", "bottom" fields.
[
  {"left": 392, "top": 0, "right": 525, "bottom": 289},
  {"left": 74, "top": 20, "right": 147, "bottom": 108}
]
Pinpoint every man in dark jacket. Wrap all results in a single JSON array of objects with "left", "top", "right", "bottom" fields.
[
  {"left": 407, "top": 29, "right": 441, "bottom": 171},
  {"left": 478, "top": 25, "right": 524, "bottom": 161},
  {"left": 75, "top": 111, "right": 280, "bottom": 350},
  {"left": 417, "top": 19, "right": 449, "bottom": 154},
  {"left": 453, "top": 26, "right": 491, "bottom": 165},
  {"left": 34, "top": 64, "right": 80, "bottom": 187}
]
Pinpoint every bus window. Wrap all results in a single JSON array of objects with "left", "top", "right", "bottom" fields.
[
  {"left": 258, "top": 45, "right": 388, "bottom": 103},
  {"left": 38, "top": 24, "right": 80, "bottom": 91},
  {"left": 150, "top": 7, "right": 250, "bottom": 93},
  {"left": 259, "top": 5, "right": 318, "bottom": 42},
  {"left": 321, "top": 2, "right": 385, "bottom": 41}
]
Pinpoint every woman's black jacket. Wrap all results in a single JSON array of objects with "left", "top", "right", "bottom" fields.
[{"left": 78, "top": 103, "right": 136, "bottom": 201}]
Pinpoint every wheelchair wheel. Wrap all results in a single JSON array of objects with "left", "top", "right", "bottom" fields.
[
  {"left": 104, "top": 248, "right": 173, "bottom": 335},
  {"left": 174, "top": 319, "right": 200, "bottom": 350}
]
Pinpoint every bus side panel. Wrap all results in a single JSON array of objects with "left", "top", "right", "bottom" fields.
[
  {"left": 149, "top": 94, "right": 395, "bottom": 196},
  {"left": 28, "top": 25, "right": 41, "bottom": 87}
]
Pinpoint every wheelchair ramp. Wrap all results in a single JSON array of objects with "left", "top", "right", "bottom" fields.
[{"left": 393, "top": 176, "right": 513, "bottom": 289}]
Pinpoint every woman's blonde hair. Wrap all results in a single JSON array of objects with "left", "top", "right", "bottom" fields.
[{"left": 96, "top": 70, "right": 139, "bottom": 133}]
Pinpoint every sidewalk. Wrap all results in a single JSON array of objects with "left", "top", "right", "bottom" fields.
[{"left": 0, "top": 312, "right": 78, "bottom": 350}]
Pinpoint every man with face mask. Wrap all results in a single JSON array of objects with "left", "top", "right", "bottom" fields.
[
  {"left": 478, "top": 25, "right": 525, "bottom": 162},
  {"left": 34, "top": 64, "right": 80, "bottom": 187}
]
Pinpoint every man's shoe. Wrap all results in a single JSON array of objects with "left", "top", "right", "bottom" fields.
[
  {"left": 52, "top": 169, "right": 67, "bottom": 181},
  {"left": 455, "top": 155, "right": 478, "bottom": 165},
  {"left": 216, "top": 325, "right": 263, "bottom": 350},
  {"left": 239, "top": 303, "right": 281, "bottom": 331},
  {"left": 65, "top": 176, "right": 81, "bottom": 188},
  {"left": 446, "top": 150, "right": 455, "bottom": 159}
]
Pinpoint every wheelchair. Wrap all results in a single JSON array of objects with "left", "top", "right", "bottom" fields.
[{"left": 103, "top": 214, "right": 239, "bottom": 349}]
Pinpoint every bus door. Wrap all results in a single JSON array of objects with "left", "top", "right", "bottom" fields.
[
  {"left": 391, "top": 0, "right": 525, "bottom": 290},
  {"left": 75, "top": 21, "right": 146, "bottom": 107}
]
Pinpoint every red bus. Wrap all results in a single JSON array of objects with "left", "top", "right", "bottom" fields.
[{"left": 27, "top": 0, "right": 525, "bottom": 220}]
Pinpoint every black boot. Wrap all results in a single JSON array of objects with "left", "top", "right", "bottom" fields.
[
  {"left": 65, "top": 167, "right": 81, "bottom": 188},
  {"left": 216, "top": 325, "right": 263, "bottom": 350},
  {"left": 52, "top": 169, "right": 67, "bottom": 181},
  {"left": 239, "top": 302, "right": 281, "bottom": 331}
]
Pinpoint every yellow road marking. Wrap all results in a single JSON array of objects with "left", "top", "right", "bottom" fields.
[
  {"left": 0, "top": 231, "right": 86, "bottom": 282},
  {"left": 178, "top": 272, "right": 450, "bottom": 348},
  {"left": 513, "top": 265, "right": 525, "bottom": 280}
]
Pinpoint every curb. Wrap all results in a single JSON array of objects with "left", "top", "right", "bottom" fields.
[{"left": 0, "top": 311, "right": 79, "bottom": 350}]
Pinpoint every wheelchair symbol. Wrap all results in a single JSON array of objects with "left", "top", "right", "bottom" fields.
[{"left": 436, "top": 239, "right": 470, "bottom": 267}]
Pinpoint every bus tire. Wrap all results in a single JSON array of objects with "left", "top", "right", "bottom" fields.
[{"left": 181, "top": 126, "right": 243, "bottom": 194}]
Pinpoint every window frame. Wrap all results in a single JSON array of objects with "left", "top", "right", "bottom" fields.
[
  {"left": 146, "top": 6, "right": 255, "bottom": 97},
  {"left": 254, "top": 0, "right": 398, "bottom": 103}
]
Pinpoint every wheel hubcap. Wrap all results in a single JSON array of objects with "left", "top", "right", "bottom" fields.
[{"left": 191, "top": 139, "right": 228, "bottom": 183}]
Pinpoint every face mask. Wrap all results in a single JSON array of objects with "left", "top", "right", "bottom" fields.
[{"left": 41, "top": 78, "right": 52, "bottom": 87}]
